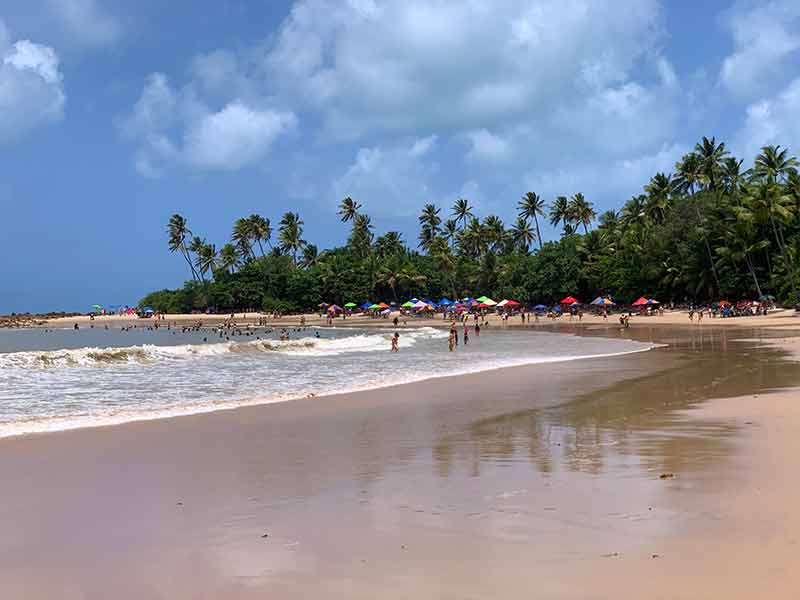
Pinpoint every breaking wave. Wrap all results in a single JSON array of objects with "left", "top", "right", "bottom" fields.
[{"left": 0, "top": 327, "right": 449, "bottom": 370}]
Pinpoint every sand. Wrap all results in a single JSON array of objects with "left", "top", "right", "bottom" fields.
[{"left": 1, "top": 325, "right": 799, "bottom": 598}]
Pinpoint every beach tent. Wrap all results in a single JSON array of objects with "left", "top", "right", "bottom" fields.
[
  {"left": 475, "top": 295, "right": 489, "bottom": 303},
  {"left": 344, "top": 302, "right": 357, "bottom": 308},
  {"left": 413, "top": 300, "right": 428, "bottom": 309},
  {"left": 505, "top": 299, "right": 521, "bottom": 306},
  {"left": 477, "top": 302, "right": 491, "bottom": 309},
  {"left": 632, "top": 297, "right": 649, "bottom": 306},
  {"left": 496, "top": 299, "right": 509, "bottom": 307},
  {"left": 645, "top": 298, "right": 660, "bottom": 305},
  {"left": 439, "top": 298, "right": 453, "bottom": 305},
  {"left": 378, "top": 302, "right": 390, "bottom": 309},
  {"left": 591, "top": 297, "right": 614, "bottom": 306},
  {"left": 327, "top": 304, "right": 342, "bottom": 313},
  {"left": 481, "top": 298, "right": 498, "bottom": 306},
  {"left": 360, "top": 302, "right": 373, "bottom": 310},
  {"left": 533, "top": 304, "right": 548, "bottom": 311},
  {"left": 401, "top": 301, "right": 416, "bottom": 308},
  {"left": 368, "top": 303, "right": 381, "bottom": 310},
  {"left": 560, "top": 296, "right": 578, "bottom": 304}
]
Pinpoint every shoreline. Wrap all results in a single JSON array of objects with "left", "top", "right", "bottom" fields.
[{"left": 3, "top": 326, "right": 800, "bottom": 597}]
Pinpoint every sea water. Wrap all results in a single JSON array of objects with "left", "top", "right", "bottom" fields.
[{"left": 0, "top": 324, "right": 655, "bottom": 437}]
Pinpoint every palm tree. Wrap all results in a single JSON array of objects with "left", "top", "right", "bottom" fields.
[
  {"left": 418, "top": 203, "right": 442, "bottom": 251},
  {"left": 348, "top": 213, "right": 374, "bottom": 258},
  {"left": 166, "top": 213, "right": 199, "bottom": 281},
  {"left": 374, "top": 231, "right": 405, "bottom": 258},
  {"left": 518, "top": 192, "right": 546, "bottom": 250},
  {"left": 549, "top": 195, "right": 570, "bottom": 231},
  {"left": 752, "top": 145, "right": 799, "bottom": 184},
  {"left": 620, "top": 196, "right": 647, "bottom": 228},
  {"left": 644, "top": 172, "right": 674, "bottom": 224},
  {"left": 483, "top": 215, "right": 506, "bottom": 253},
  {"left": 338, "top": 196, "right": 361, "bottom": 223},
  {"left": 695, "top": 136, "right": 728, "bottom": 191},
  {"left": 510, "top": 216, "right": 535, "bottom": 252},
  {"left": 217, "top": 243, "right": 239, "bottom": 273},
  {"left": 598, "top": 210, "right": 619, "bottom": 231},
  {"left": 451, "top": 197, "right": 474, "bottom": 230},
  {"left": 278, "top": 212, "right": 305, "bottom": 265},
  {"left": 232, "top": 218, "right": 255, "bottom": 260},
  {"left": 722, "top": 157, "right": 746, "bottom": 198},
  {"left": 195, "top": 243, "right": 217, "bottom": 279},
  {"left": 188, "top": 236, "right": 207, "bottom": 282},
  {"left": 429, "top": 237, "right": 459, "bottom": 300},
  {"left": 247, "top": 214, "right": 271, "bottom": 255},
  {"left": 442, "top": 219, "right": 459, "bottom": 248},
  {"left": 674, "top": 152, "right": 703, "bottom": 195},
  {"left": 375, "top": 259, "right": 427, "bottom": 301},
  {"left": 301, "top": 244, "right": 319, "bottom": 269},
  {"left": 569, "top": 193, "right": 595, "bottom": 234}
]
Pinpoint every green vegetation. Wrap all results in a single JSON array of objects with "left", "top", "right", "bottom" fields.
[{"left": 142, "top": 139, "right": 800, "bottom": 313}]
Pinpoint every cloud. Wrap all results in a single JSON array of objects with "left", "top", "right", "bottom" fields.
[
  {"left": 46, "top": 0, "right": 121, "bottom": 47},
  {"left": 0, "top": 22, "right": 65, "bottom": 143},
  {"left": 720, "top": 0, "right": 800, "bottom": 100},
  {"left": 121, "top": 72, "right": 295, "bottom": 176},
  {"left": 465, "top": 129, "right": 511, "bottom": 162},
  {"left": 266, "top": 0, "right": 665, "bottom": 141},
  {"left": 733, "top": 77, "right": 800, "bottom": 159},
  {"left": 332, "top": 137, "right": 441, "bottom": 218}
]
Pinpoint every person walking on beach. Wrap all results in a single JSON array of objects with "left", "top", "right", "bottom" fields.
[
  {"left": 463, "top": 323, "right": 469, "bottom": 345},
  {"left": 391, "top": 332, "right": 399, "bottom": 352},
  {"left": 448, "top": 330, "right": 456, "bottom": 352},
  {"left": 475, "top": 323, "right": 480, "bottom": 337}
]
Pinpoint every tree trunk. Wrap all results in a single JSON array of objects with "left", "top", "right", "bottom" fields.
[
  {"left": 534, "top": 215, "right": 543, "bottom": 251},
  {"left": 744, "top": 252, "right": 762, "bottom": 298},
  {"left": 770, "top": 213, "right": 798, "bottom": 302},
  {"left": 181, "top": 244, "right": 199, "bottom": 281},
  {"left": 694, "top": 204, "right": 720, "bottom": 296}
]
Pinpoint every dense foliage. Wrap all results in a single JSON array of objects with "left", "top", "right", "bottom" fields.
[{"left": 140, "top": 139, "right": 800, "bottom": 313}]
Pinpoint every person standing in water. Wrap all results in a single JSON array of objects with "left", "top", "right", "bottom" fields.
[
  {"left": 475, "top": 323, "right": 480, "bottom": 337},
  {"left": 448, "top": 330, "right": 456, "bottom": 352},
  {"left": 391, "top": 332, "right": 399, "bottom": 352},
  {"left": 463, "top": 325, "right": 469, "bottom": 345}
]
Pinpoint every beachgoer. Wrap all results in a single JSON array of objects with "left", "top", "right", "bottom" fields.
[
  {"left": 393, "top": 316, "right": 399, "bottom": 327},
  {"left": 448, "top": 331, "right": 455, "bottom": 352},
  {"left": 391, "top": 332, "right": 399, "bottom": 352},
  {"left": 475, "top": 323, "right": 480, "bottom": 337},
  {"left": 463, "top": 326, "right": 469, "bottom": 345}
]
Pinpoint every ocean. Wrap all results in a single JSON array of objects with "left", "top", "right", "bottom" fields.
[{"left": 0, "top": 324, "right": 656, "bottom": 437}]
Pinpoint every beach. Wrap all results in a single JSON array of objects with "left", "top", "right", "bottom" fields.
[{"left": 1, "top": 322, "right": 800, "bottom": 598}]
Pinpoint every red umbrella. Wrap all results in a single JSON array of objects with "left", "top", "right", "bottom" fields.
[
  {"left": 505, "top": 299, "right": 521, "bottom": 306},
  {"left": 632, "top": 297, "right": 648, "bottom": 306},
  {"left": 477, "top": 302, "right": 491, "bottom": 308},
  {"left": 560, "top": 296, "right": 578, "bottom": 304}
]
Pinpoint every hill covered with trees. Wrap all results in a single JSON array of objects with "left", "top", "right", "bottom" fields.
[{"left": 140, "top": 138, "right": 800, "bottom": 313}]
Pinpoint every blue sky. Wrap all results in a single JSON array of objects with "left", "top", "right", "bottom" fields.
[{"left": 1, "top": 0, "right": 800, "bottom": 313}]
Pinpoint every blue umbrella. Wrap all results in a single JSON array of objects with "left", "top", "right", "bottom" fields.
[
  {"left": 141, "top": 306, "right": 154, "bottom": 312},
  {"left": 360, "top": 302, "right": 373, "bottom": 309},
  {"left": 552, "top": 305, "right": 562, "bottom": 312},
  {"left": 533, "top": 304, "right": 547, "bottom": 311},
  {"left": 439, "top": 298, "right": 453, "bottom": 305}
]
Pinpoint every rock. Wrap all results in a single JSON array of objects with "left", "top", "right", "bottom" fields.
[
  {"left": 659, "top": 473, "right": 676, "bottom": 480},
  {"left": 261, "top": 533, "right": 269, "bottom": 538}
]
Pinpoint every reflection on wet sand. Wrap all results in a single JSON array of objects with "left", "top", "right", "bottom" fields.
[{"left": 1, "top": 327, "right": 799, "bottom": 599}]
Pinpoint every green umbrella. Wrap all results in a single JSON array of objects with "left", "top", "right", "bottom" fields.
[
  {"left": 401, "top": 300, "right": 416, "bottom": 308},
  {"left": 475, "top": 295, "right": 489, "bottom": 303},
  {"left": 90, "top": 304, "right": 103, "bottom": 310},
  {"left": 344, "top": 302, "right": 357, "bottom": 308},
  {"left": 368, "top": 303, "right": 381, "bottom": 310}
]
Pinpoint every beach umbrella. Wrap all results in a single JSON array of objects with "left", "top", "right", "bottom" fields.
[
  {"left": 718, "top": 300, "right": 731, "bottom": 306},
  {"left": 560, "top": 296, "right": 578, "bottom": 304},
  {"left": 413, "top": 300, "right": 428, "bottom": 309},
  {"left": 344, "top": 302, "right": 357, "bottom": 308},
  {"left": 645, "top": 298, "right": 660, "bottom": 305},
  {"left": 439, "top": 298, "right": 453, "bottom": 305},
  {"left": 505, "top": 299, "right": 521, "bottom": 306},
  {"left": 142, "top": 306, "right": 154, "bottom": 313},
  {"left": 481, "top": 298, "right": 497, "bottom": 306},
  {"left": 632, "top": 297, "right": 649, "bottom": 306},
  {"left": 759, "top": 294, "right": 775, "bottom": 301},
  {"left": 477, "top": 302, "right": 491, "bottom": 308},
  {"left": 318, "top": 302, "right": 329, "bottom": 307},
  {"left": 360, "top": 302, "right": 373, "bottom": 309},
  {"left": 90, "top": 304, "right": 103, "bottom": 311},
  {"left": 552, "top": 305, "right": 562, "bottom": 312},
  {"left": 496, "top": 299, "right": 509, "bottom": 307},
  {"left": 533, "top": 304, "right": 547, "bottom": 311},
  {"left": 590, "top": 297, "right": 605, "bottom": 305},
  {"left": 368, "top": 303, "right": 381, "bottom": 310},
  {"left": 378, "top": 302, "right": 390, "bottom": 309},
  {"left": 401, "top": 301, "right": 416, "bottom": 308},
  {"left": 327, "top": 304, "right": 342, "bottom": 312},
  {"left": 475, "top": 295, "right": 489, "bottom": 302}
]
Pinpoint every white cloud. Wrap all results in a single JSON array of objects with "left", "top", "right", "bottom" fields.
[
  {"left": 720, "top": 0, "right": 800, "bottom": 100},
  {"left": 47, "top": 0, "right": 121, "bottom": 47},
  {"left": 184, "top": 102, "right": 296, "bottom": 170},
  {"left": 0, "top": 23, "right": 65, "bottom": 142},
  {"left": 121, "top": 72, "right": 296, "bottom": 176},
  {"left": 465, "top": 129, "right": 511, "bottom": 162},
  {"left": 332, "top": 137, "right": 441, "bottom": 218},
  {"left": 733, "top": 77, "right": 800, "bottom": 159},
  {"left": 266, "top": 0, "right": 665, "bottom": 142},
  {"left": 523, "top": 143, "right": 687, "bottom": 210}
]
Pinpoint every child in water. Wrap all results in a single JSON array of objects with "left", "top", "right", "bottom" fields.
[{"left": 391, "top": 332, "right": 399, "bottom": 352}]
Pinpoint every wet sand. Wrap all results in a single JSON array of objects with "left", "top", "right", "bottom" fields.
[{"left": 1, "top": 326, "right": 800, "bottom": 598}]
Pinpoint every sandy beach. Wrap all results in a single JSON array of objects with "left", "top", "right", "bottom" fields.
[{"left": 1, "top": 323, "right": 800, "bottom": 598}]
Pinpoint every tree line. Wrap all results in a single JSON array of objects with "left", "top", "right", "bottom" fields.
[{"left": 140, "top": 138, "right": 800, "bottom": 314}]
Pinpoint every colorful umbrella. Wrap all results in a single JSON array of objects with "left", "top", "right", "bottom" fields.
[
  {"left": 378, "top": 302, "right": 390, "bottom": 309},
  {"left": 344, "top": 302, "right": 357, "bottom": 308},
  {"left": 645, "top": 298, "right": 660, "bottom": 305},
  {"left": 632, "top": 297, "right": 648, "bottom": 306},
  {"left": 401, "top": 301, "right": 416, "bottom": 308},
  {"left": 533, "top": 304, "right": 547, "bottom": 311},
  {"left": 368, "top": 303, "right": 381, "bottom": 310},
  {"left": 439, "top": 298, "right": 453, "bottom": 305},
  {"left": 90, "top": 304, "right": 103, "bottom": 310},
  {"left": 360, "top": 302, "right": 373, "bottom": 309},
  {"left": 560, "top": 296, "right": 578, "bottom": 304},
  {"left": 481, "top": 298, "right": 497, "bottom": 306},
  {"left": 505, "top": 299, "right": 521, "bottom": 306}
]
